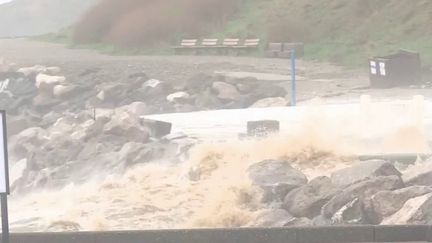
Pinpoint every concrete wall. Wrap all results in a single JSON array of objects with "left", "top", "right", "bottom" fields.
[{"left": 6, "top": 225, "right": 432, "bottom": 243}]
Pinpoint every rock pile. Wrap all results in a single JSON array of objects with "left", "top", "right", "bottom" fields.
[{"left": 247, "top": 158, "right": 432, "bottom": 226}]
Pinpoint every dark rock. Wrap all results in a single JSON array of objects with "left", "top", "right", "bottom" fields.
[
  {"left": 312, "top": 215, "right": 333, "bottom": 226},
  {"left": 283, "top": 176, "right": 339, "bottom": 219},
  {"left": 322, "top": 176, "right": 404, "bottom": 222},
  {"left": 194, "top": 88, "right": 222, "bottom": 109},
  {"left": 103, "top": 113, "right": 150, "bottom": 143},
  {"left": 403, "top": 163, "right": 432, "bottom": 186},
  {"left": 382, "top": 192, "right": 432, "bottom": 224},
  {"left": 253, "top": 83, "right": 287, "bottom": 99},
  {"left": 212, "top": 81, "right": 241, "bottom": 101},
  {"left": 331, "top": 160, "right": 401, "bottom": 188},
  {"left": 253, "top": 209, "right": 294, "bottom": 227},
  {"left": 181, "top": 73, "right": 214, "bottom": 92},
  {"left": 7, "top": 115, "right": 30, "bottom": 136},
  {"left": 248, "top": 159, "right": 308, "bottom": 202},
  {"left": 365, "top": 186, "right": 432, "bottom": 223},
  {"left": 32, "top": 94, "right": 61, "bottom": 111},
  {"left": 118, "top": 142, "right": 158, "bottom": 166},
  {"left": 53, "top": 85, "right": 83, "bottom": 100}
]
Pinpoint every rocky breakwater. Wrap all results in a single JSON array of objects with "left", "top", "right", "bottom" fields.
[{"left": 246, "top": 158, "right": 432, "bottom": 227}]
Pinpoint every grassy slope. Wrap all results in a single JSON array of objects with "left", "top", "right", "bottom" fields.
[
  {"left": 222, "top": 0, "right": 432, "bottom": 67},
  {"left": 35, "top": 0, "right": 432, "bottom": 67}
]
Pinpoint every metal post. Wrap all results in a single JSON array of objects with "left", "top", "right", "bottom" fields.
[
  {"left": 291, "top": 49, "right": 297, "bottom": 106},
  {"left": 1, "top": 194, "right": 9, "bottom": 243}
]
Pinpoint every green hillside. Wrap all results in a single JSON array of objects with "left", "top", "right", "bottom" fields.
[{"left": 221, "top": 0, "right": 432, "bottom": 66}]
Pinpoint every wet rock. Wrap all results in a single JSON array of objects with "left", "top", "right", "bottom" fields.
[
  {"left": 382, "top": 192, "right": 432, "bottom": 225},
  {"left": 32, "top": 94, "right": 61, "bottom": 110},
  {"left": 248, "top": 159, "right": 308, "bottom": 202},
  {"left": 142, "top": 78, "right": 162, "bottom": 88},
  {"left": 17, "top": 65, "right": 57, "bottom": 76},
  {"left": 103, "top": 112, "right": 150, "bottom": 143},
  {"left": 10, "top": 127, "right": 49, "bottom": 160},
  {"left": 322, "top": 176, "right": 403, "bottom": 221},
  {"left": 253, "top": 209, "right": 294, "bottom": 227},
  {"left": 250, "top": 97, "right": 289, "bottom": 108},
  {"left": 253, "top": 83, "right": 287, "bottom": 99},
  {"left": 181, "top": 73, "right": 214, "bottom": 92},
  {"left": 212, "top": 81, "right": 240, "bottom": 101},
  {"left": 7, "top": 115, "right": 30, "bottom": 136},
  {"left": 116, "top": 102, "right": 148, "bottom": 116},
  {"left": 0, "top": 72, "right": 37, "bottom": 96},
  {"left": 283, "top": 176, "right": 339, "bottom": 219},
  {"left": 331, "top": 197, "right": 366, "bottom": 224},
  {"left": 194, "top": 88, "right": 222, "bottom": 109},
  {"left": 367, "top": 186, "right": 432, "bottom": 223},
  {"left": 53, "top": 85, "right": 81, "bottom": 99},
  {"left": 312, "top": 215, "right": 333, "bottom": 226},
  {"left": 36, "top": 73, "right": 66, "bottom": 96},
  {"left": 118, "top": 142, "right": 156, "bottom": 167},
  {"left": 403, "top": 162, "right": 432, "bottom": 186},
  {"left": 97, "top": 83, "right": 129, "bottom": 105},
  {"left": 167, "top": 91, "right": 190, "bottom": 103},
  {"left": 331, "top": 160, "right": 401, "bottom": 188}
]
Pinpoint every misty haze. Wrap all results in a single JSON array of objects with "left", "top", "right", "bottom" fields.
[{"left": 1, "top": 1, "right": 432, "bottom": 243}]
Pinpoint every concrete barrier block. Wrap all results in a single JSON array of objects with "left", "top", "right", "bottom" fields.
[
  {"left": 375, "top": 225, "right": 429, "bottom": 242},
  {"left": 247, "top": 120, "right": 280, "bottom": 137},
  {"left": 143, "top": 119, "right": 172, "bottom": 138},
  {"left": 296, "top": 226, "right": 374, "bottom": 243}
]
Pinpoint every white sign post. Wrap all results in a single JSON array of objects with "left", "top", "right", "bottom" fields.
[{"left": 0, "top": 111, "right": 9, "bottom": 243}]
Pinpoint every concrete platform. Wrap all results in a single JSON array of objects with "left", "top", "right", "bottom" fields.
[{"left": 5, "top": 225, "right": 432, "bottom": 243}]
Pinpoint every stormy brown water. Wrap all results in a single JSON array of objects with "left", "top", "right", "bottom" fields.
[{"left": 9, "top": 97, "right": 432, "bottom": 232}]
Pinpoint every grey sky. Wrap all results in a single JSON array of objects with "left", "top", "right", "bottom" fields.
[{"left": 0, "top": 0, "right": 12, "bottom": 4}]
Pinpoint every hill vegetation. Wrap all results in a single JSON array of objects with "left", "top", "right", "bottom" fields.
[{"left": 69, "top": 0, "right": 432, "bottom": 66}]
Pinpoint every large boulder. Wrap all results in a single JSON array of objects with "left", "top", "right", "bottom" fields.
[
  {"left": 250, "top": 97, "right": 289, "bottom": 108},
  {"left": 253, "top": 209, "right": 294, "bottom": 227},
  {"left": 382, "top": 193, "right": 432, "bottom": 225},
  {"left": 7, "top": 115, "right": 31, "bottom": 136},
  {"left": 180, "top": 73, "right": 214, "bottom": 92},
  {"left": 10, "top": 127, "right": 49, "bottom": 160},
  {"left": 36, "top": 73, "right": 66, "bottom": 96},
  {"left": 116, "top": 102, "right": 148, "bottom": 116},
  {"left": 283, "top": 176, "right": 339, "bottom": 219},
  {"left": 194, "top": 88, "right": 222, "bottom": 109},
  {"left": 331, "top": 160, "right": 401, "bottom": 188},
  {"left": 248, "top": 159, "right": 308, "bottom": 202},
  {"left": 166, "top": 91, "right": 190, "bottom": 103},
  {"left": 403, "top": 162, "right": 432, "bottom": 186},
  {"left": 117, "top": 142, "right": 163, "bottom": 167},
  {"left": 53, "top": 85, "right": 81, "bottom": 99},
  {"left": 252, "top": 83, "right": 287, "bottom": 100},
  {"left": 252, "top": 209, "right": 311, "bottom": 227},
  {"left": 367, "top": 186, "right": 432, "bottom": 223},
  {"left": 322, "top": 176, "right": 404, "bottom": 224},
  {"left": 212, "top": 81, "right": 240, "bottom": 101},
  {"left": 103, "top": 112, "right": 150, "bottom": 143}
]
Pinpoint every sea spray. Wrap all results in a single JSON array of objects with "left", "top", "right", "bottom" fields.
[{"left": 9, "top": 97, "right": 432, "bottom": 231}]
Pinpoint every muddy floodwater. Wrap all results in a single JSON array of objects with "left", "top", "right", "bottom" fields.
[{"left": 8, "top": 96, "right": 432, "bottom": 232}]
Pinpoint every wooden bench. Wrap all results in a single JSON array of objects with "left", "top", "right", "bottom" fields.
[
  {"left": 198, "top": 38, "right": 219, "bottom": 54},
  {"left": 173, "top": 38, "right": 261, "bottom": 55},
  {"left": 173, "top": 39, "right": 198, "bottom": 54}
]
